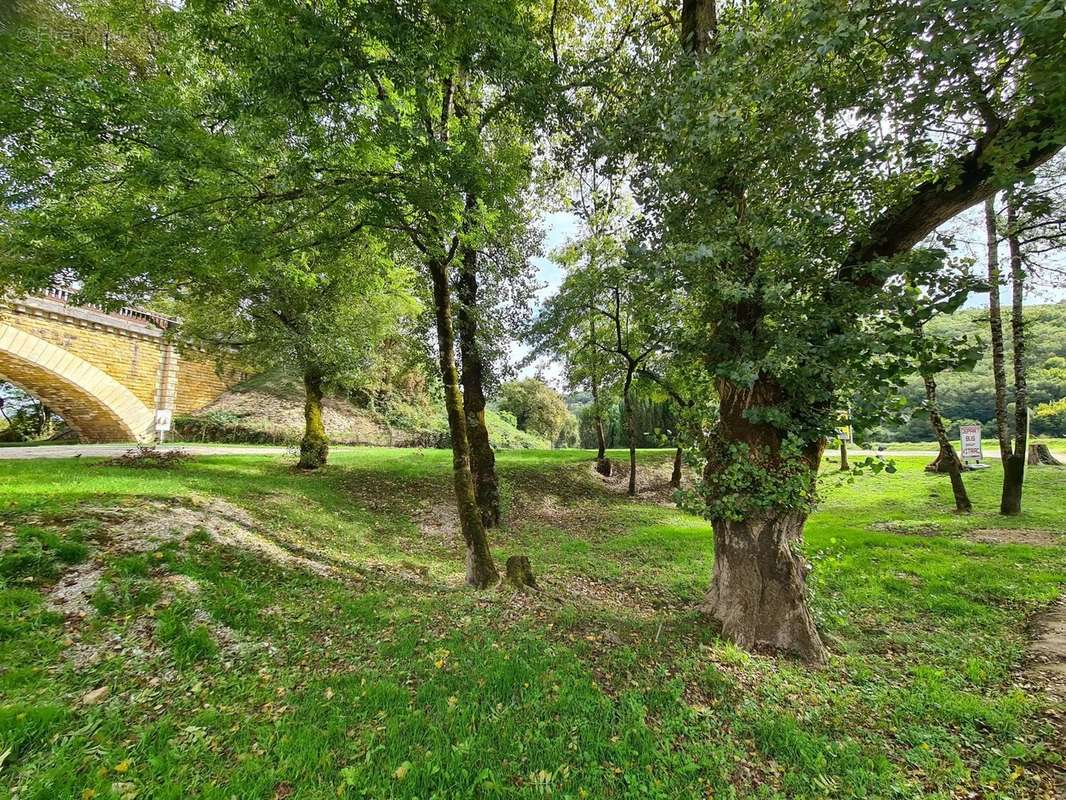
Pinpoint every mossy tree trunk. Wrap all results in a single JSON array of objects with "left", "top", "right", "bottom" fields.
[
  {"left": 429, "top": 257, "right": 500, "bottom": 588},
  {"left": 298, "top": 369, "right": 329, "bottom": 469},
  {"left": 456, "top": 241, "right": 501, "bottom": 529}
]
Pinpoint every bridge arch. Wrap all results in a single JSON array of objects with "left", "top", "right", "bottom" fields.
[{"left": 0, "top": 323, "right": 155, "bottom": 442}]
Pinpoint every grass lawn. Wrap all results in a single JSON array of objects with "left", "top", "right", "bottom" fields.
[
  {"left": 0, "top": 448, "right": 1063, "bottom": 799},
  {"left": 876, "top": 438, "right": 1066, "bottom": 456}
]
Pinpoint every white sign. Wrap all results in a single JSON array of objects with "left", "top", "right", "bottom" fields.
[
  {"left": 154, "top": 409, "right": 173, "bottom": 432},
  {"left": 960, "top": 424, "right": 982, "bottom": 461}
]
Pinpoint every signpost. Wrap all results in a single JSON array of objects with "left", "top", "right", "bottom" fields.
[
  {"left": 959, "top": 424, "right": 986, "bottom": 469},
  {"left": 154, "top": 409, "right": 173, "bottom": 444}
]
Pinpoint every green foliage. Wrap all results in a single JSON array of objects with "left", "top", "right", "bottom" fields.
[
  {"left": 576, "top": 0, "right": 1066, "bottom": 513},
  {"left": 497, "top": 379, "right": 577, "bottom": 445},
  {"left": 1032, "top": 396, "right": 1066, "bottom": 436},
  {"left": 0, "top": 383, "right": 63, "bottom": 443},
  {"left": 155, "top": 603, "right": 218, "bottom": 665},
  {"left": 870, "top": 304, "right": 1066, "bottom": 440},
  {"left": 695, "top": 438, "right": 819, "bottom": 521}
]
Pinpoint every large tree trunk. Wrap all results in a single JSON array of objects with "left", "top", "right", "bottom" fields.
[
  {"left": 701, "top": 379, "right": 827, "bottom": 663},
  {"left": 702, "top": 511, "right": 825, "bottom": 663},
  {"left": 297, "top": 369, "right": 329, "bottom": 469},
  {"left": 456, "top": 242, "right": 501, "bottom": 529},
  {"left": 623, "top": 365, "right": 637, "bottom": 496},
  {"left": 428, "top": 258, "right": 500, "bottom": 588},
  {"left": 1001, "top": 199, "right": 1028, "bottom": 515},
  {"left": 838, "top": 438, "right": 849, "bottom": 471},
  {"left": 670, "top": 445, "right": 683, "bottom": 488},
  {"left": 923, "top": 374, "right": 972, "bottom": 513}
]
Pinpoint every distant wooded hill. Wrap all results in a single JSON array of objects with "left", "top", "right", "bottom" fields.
[{"left": 871, "top": 301, "right": 1066, "bottom": 441}]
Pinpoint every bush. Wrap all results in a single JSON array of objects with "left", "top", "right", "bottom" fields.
[
  {"left": 497, "top": 379, "right": 577, "bottom": 446},
  {"left": 1032, "top": 398, "right": 1066, "bottom": 436}
]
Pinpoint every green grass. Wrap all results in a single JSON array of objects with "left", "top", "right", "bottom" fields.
[
  {"left": 876, "top": 437, "right": 1066, "bottom": 454},
  {"left": 0, "top": 448, "right": 1063, "bottom": 799}
]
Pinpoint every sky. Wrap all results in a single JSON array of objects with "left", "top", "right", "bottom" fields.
[{"left": 514, "top": 210, "right": 579, "bottom": 386}]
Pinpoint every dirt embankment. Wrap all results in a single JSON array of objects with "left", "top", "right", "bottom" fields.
[{"left": 176, "top": 390, "right": 437, "bottom": 447}]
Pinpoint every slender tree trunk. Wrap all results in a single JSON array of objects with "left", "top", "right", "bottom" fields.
[
  {"left": 455, "top": 242, "right": 501, "bottom": 529},
  {"left": 985, "top": 197, "right": 1011, "bottom": 462},
  {"left": 428, "top": 258, "right": 499, "bottom": 588},
  {"left": 592, "top": 379, "right": 608, "bottom": 461},
  {"left": 590, "top": 370, "right": 611, "bottom": 476},
  {"left": 623, "top": 364, "right": 637, "bottom": 496},
  {"left": 701, "top": 378, "right": 827, "bottom": 663},
  {"left": 298, "top": 369, "right": 329, "bottom": 469},
  {"left": 923, "top": 374, "right": 972, "bottom": 512},
  {"left": 590, "top": 318, "right": 607, "bottom": 463},
  {"left": 1001, "top": 198, "right": 1028, "bottom": 515},
  {"left": 670, "top": 445, "right": 683, "bottom": 488},
  {"left": 838, "top": 438, "right": 849, "bottom": 471}
]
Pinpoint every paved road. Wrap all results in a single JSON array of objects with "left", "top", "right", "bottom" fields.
[{"left": 0, "top": 443, "right": 295, "bottom": 459}]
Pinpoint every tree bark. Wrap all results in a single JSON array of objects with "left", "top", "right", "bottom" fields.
[
  {"left": 297, "top": 369, "right": 329, "bottom": 469},
  {"left": 701, "top": 378, "right": 827, "bottom": 663},
  {"left": 1001, "top": 199, "right": 1028, "bottom": 515},
  {"left": 623, "top": 363, "right": 637, "bottom": 496},
  {"left": 589, "top": 317, "right": 608, "bottom": 464},
  {"left": 428, "top": 258, "right": 500, "bottom": 588},
  {"left": 985, "top": 197, "right": 1012, "bottom": 463},
  {"left": 456, "top": 242, "right": 501, "bottom": 529},
  {"left": 838, "top": 438, "right": 849, "bottom": 471},
  {"left": 591, "top": 373, "right": 612, "bottom": 476},
  {"left": 923, "top": 374, "right": 972, "bottom": 513},
  {"left": 701, "top": 510, "right": 825, "bottom": 663},
  {"left": 670, "top": 445, "right": 683, "bottom": 488}
]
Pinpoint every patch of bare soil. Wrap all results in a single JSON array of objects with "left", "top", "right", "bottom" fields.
[
  {"left": 592, "top": 456, "right": 692, "bottom": 506},
  {"left": 968, "top": 528, "right": 1062, "bottom": 547},
  {"left": 1017, "top": 596, "right": 1066, "bottom": 795},
  {"left": 869, "top": 521, "right": 943, "bottom": 537},
  {"left": 41, "top": 498, "right": 344, "bottom": 670},
  {"left": 85, "top": 497, "right": 339, "bottom": 577},
  {"left": 46, "top": 561, "right": 105, "bottom": 618}
]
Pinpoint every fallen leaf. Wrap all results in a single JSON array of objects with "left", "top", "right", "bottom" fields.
[{"left": 81, "top": 687, "right": 110, "bottom": 706}]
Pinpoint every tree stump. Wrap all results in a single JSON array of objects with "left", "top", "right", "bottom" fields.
[
  {"left": 595, "top": 457, "right": 613, "bottom": 477},
  {"left": 1028, "top": 443, "right": 1064, "bottom": 466},
  {"left": 505, "top": 555, "right": 537, "bottom": 590}
]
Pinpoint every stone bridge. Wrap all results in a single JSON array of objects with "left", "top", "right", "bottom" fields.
[{"left": 0, "top": 289, "right": 234, "bottom": 442}]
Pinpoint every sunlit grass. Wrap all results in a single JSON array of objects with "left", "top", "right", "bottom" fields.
[{"left": 0, "top": 448, "right": 1062, "bottom": 799}]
